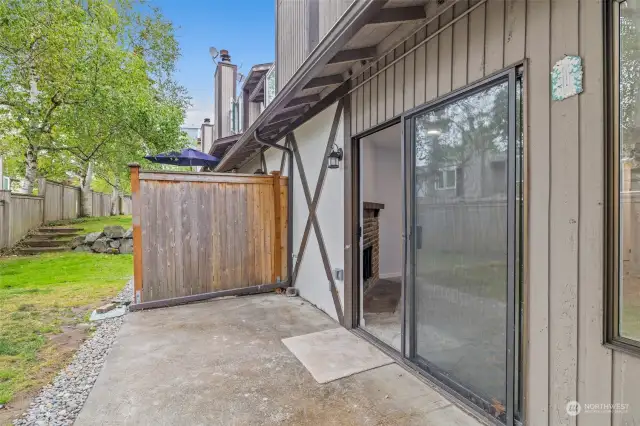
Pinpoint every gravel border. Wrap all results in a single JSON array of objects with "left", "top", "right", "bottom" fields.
[{"left": 13, "top": 280, "right": 133, "bottom": 426}]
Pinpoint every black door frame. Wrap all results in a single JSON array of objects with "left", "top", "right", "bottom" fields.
[{"left": 348, "top": 65, "right": 523, "bottom": 426}]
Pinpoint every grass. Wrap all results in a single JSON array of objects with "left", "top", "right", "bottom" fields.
[
  {"left": 416, "top": 251, "right": 508, "bottom": 301},
  {"left": 0, "top": 252, "right": 132, "bottom": 405},
  {"left": 45, "top": 215, "right": 132, "bottom": 235}
]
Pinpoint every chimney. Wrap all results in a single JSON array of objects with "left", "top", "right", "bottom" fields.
[
  {"left": 201, "top": 118, "right": 214, "bottom": 154},
  {"left": 214, "top": 49, "right": 237, "bottom": 139}
]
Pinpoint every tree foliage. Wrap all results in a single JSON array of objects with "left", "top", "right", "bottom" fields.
[{"left": 0, "top": 0, "right": 189, "bottom": 203}]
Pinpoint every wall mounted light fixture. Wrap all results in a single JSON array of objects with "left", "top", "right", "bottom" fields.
[{"left": 328, "top": 144, "right": 343, "bottom": 169}]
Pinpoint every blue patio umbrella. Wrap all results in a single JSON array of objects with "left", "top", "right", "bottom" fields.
[{"left": 144, "top": 148, "right": 220, "bottom": 168}]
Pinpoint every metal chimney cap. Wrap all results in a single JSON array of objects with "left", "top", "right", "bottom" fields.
[{"left": 220, "top": 49, "right": 231, "bottom": 62}]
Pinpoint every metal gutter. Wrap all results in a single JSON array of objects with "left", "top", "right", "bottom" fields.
[
  {"left": 254, "top": 129, "right": 294, "bottom": 284},
  {"left": 215, "top": 0, "right": 385, "bottom": 171}
]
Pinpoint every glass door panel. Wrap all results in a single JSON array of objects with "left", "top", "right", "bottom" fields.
[{"left": 410, "top": 79, "right": 511, "bottom": 409}]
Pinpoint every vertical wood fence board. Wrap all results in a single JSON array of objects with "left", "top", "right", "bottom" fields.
[{"left": 132, "top": 170, "right": 289, "bottom": 302}]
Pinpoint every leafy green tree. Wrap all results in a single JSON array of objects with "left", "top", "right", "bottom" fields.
[{"left": 0, "top": 0, "right": 188, "bottom": 214}]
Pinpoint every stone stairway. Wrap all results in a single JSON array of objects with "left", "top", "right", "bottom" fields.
[{"left": 19, "top": 227, "right": 84, "bottom": 255}]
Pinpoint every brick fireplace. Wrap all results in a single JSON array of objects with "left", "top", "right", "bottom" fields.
[{"left": 363, "top": 202, "right": 384, "bottom": 292}]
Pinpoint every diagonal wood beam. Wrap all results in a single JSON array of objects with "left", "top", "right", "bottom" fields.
[
  {"left": 328, "top": 47, "right": 377, "bottom": 64},
  {"left": 285, "top": 94, "right": 321, "bottom": 109},
  {"left": 290, "top": 101, "right": 345, "bottom": 325},
  {"left": 303, "top": 74, "right": 343, "bottom": 90},
  {"left": 369, "top": 6, "right": 427, "bottom": 25}
]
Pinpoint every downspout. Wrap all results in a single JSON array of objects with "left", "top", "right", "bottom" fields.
[{"left": 254, "top": 130, "right": 294, "bottom": 287}]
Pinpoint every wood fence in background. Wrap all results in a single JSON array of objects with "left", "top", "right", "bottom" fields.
[
  {"left": 129, "top": 165, "right": 288, "bottom": 306},
  {"left": 0, "top": 180, "right": 132, "bottom": 250}
]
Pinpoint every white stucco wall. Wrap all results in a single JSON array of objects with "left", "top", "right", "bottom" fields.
[{"left": 290, "top": 102, "right": 345, "bottom": 321}]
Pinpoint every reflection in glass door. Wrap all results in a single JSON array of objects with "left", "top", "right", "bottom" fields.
[{"left": 405, "top": 71, "right": 518, "bottom": 423}]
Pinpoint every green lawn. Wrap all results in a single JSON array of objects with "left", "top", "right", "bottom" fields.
[
  {"left": 45, "top": 215, "right": 132, "bottom": 235},
  {"left": 0, "top": 252, "right": 132, "bottom": 405},
  {"left": 416, "top": 251, "right": 508, "bottom": 301}
]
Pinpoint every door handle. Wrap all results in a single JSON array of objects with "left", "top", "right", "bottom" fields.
[{"left": 416, "top": 225, "right": 423, "bottom": 250}]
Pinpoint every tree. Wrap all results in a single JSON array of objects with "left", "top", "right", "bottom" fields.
[{"left": 0, "top": 0, "right": 189, "bottom": 209}]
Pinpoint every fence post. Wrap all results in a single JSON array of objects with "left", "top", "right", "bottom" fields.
[
  {"left": 38, "top": 178, "right": 47, "bottom": 223},
  {"left": 271, "top": 171, "right": 282, "bottom": 282},
  {"left": 0, "top": 190, "right": 10, "bottom": 249},
  {"left": 129, "top": 163, "right": 143, "bottom": 304}
]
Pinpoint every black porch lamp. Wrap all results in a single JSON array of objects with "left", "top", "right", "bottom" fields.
[{"left": 328, "top": 144, "right": 343, "bottom": 169}]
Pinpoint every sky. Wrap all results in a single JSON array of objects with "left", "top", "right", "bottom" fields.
[{"left": 150, "top": 1, "right": 276, "bottom": 129}]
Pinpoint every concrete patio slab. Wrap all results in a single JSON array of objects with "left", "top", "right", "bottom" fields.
[
  {"left": 282, "top": 327, "right": 393, "bottom": 383},
  {"left": 75, "top": 294, "right": 483, "bottom": 426}
]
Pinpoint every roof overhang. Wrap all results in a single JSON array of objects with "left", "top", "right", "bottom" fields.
[
  {"left": 242, "top": 63, "right": 273, "bottom": 102},
  {"left": 215, "top": 0, "right": 391, "bottom": 172}
]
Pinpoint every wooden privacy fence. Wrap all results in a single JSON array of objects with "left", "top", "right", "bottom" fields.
[
  {"left": 419, "top": 199, "right": 507, "bottom": 254},
  {"left": 0, "top": 191, "right": 44, "bottom": 248},
  {"left": 129, "top": 165, "right": 288, "bottom": 306},
  {"left": 0, "top": 180, "right": 132, "bottom": 250}
]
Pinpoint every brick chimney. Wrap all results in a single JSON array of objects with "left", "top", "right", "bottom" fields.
[{"left": 214, "top": 49, "right": 237, "bottom": 139}]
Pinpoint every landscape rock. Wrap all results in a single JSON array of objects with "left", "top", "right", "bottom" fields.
[
  {"left": 109, "top": 239, "right": 120, "bottom": 249},
  {"left": 103, "top": 226, "right": 125, "bottom": 239},
  {"left": 70, "top": 236, "right": 85, "bottom": 249},
  {"left": 90, "top": 237, "right": 111, "bottom": 253},
  {"left": 13, "top": 280, "right": 133, "bottom": 426},
  {"left": 73, "top": 245, "right": 92, "bottom": 253},
  {"left": 119, "top": 239, "right": 133, "bottom": 254},
  {"left": 84, "top": 232, "right": 103, "bottom": 244},
  {"left": 123, "top": 227, "right": 133, "bottom": 239}
]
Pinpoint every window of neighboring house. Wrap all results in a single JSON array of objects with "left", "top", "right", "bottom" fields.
[
  {"left": 606, "top": 0, "right": 640, "bottom": 349},
  {"left": 435, "top": 167, "right": 456, "bottom": 190},
  {"left": 265, "top": 65, "right": 276, "bottom": 107},
  {"left": 2, "top": 176, "right": 9, "bottom": 190}
]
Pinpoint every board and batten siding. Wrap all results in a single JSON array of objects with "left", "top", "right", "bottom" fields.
[
  {"left": 349, "top": 0, "right": 637, "bottom": 424},
  {"left": 276, "top": 0, "right": 353, "bottom": 91}
]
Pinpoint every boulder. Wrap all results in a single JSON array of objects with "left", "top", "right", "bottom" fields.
[
  {"left": 109, "top": 239, "right": 121, "bottom": 249},
  {"left": 124, "top": 227, "right": 133, "bottom": 239},
  {"left": 73, "top": 245, "right": 92, "bottom": 252},
  {"left": 91, "top": 237, "right": 112, "bottom": 253},
  {"left": 103, "top": 226, "right": 126, "bottom": 239},
  {"left": 84, "top": 232, "right": 103, "bottom": 244},
  {"left": 119, "top": 239, "right": 133, "bottom": 254},
  {"left": 70, "top": 235, "right": 85, "bottom": 249}
]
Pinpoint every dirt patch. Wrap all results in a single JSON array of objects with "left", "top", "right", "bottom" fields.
[{"left": 0, "top": 323, "right": 92, "bottom": 425}]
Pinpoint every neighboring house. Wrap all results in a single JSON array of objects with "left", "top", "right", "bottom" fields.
[
  {"left": 201, "top": 51, "right": 274, "bottom": 166},
  {"left": 208, "top": 0, "right": 640, "bottom": 425}
]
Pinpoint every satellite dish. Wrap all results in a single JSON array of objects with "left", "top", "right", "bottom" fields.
[{"left": 209, "top": 47, "right": 219, "bottom": 60}]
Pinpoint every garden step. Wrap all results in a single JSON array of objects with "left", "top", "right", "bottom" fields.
[
  {"left": 31, "top": 232, "right": 79, "bottom": 239},
  {"left": 38, "top": 227, "right": 83, "bottom": 233},
  {"left": 19, "top": 246, "right": 69, "bottom": 255},
  {"left": 23, "top": 239, "right": 70, "bottom": 247}
]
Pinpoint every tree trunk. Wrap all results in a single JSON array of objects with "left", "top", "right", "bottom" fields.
[
  {"left": 20, "top": 145, "right": 38, "bottom": 194},
  {"left": 80, "top": 162, "right": 94, "bottom": 217},
  {"left": 110, "top": 177, "right": 121, "bottom": 216}
]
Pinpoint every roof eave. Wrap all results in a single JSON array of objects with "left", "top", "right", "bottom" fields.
[{"left": 214, "top": 0, "right": 385, "bottom": 172}]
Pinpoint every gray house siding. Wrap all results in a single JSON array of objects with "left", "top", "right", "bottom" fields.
[
  {"left": 276, "top": 0, "right": 353, "bottom": 91},
  {"left": 347, "top": 0, "right": 636, "bottom": 424}
]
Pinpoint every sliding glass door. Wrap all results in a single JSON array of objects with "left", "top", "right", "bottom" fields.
[{"left": 404, "top": 70, "right": 519, "bottom": 424}]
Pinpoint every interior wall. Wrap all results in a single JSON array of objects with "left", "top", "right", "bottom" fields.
[{"left": 361, "top": 125, "right": 402, "bottom": 278}]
